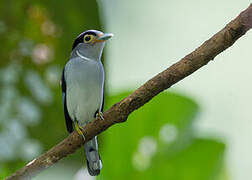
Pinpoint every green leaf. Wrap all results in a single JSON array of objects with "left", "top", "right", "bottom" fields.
[
  {"left": 99, "top": 91, "right": 225, "bottom": 180},
  {"left": 142, "top": 138, "right": 225, "bottom": 180}
]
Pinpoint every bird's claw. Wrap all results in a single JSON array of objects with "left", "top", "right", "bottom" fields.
[
  {"left": 74, "top": 121, "right": 85, "bottom": 141},
  {"left": 96, "top": 111, "right": 104, "bottom": 120}
]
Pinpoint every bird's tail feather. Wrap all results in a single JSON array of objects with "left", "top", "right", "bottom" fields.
[{"left": 84, "top": 136, "right": 102, "bottom": 176}]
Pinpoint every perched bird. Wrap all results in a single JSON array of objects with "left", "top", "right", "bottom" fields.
[{"left": 61, "top": 30, "right": 113, "bottom": 176}]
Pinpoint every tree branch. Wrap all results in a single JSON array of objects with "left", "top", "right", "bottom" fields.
[{"left": 6, "top": 4, "right": 252, "bottom": 180}]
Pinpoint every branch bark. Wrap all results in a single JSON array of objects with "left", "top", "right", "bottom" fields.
[{"left": 6, "top": 4, "right": 252, "bottom": 180}]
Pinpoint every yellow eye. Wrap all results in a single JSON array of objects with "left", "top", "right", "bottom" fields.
[{"left": 83, "top": 34, "right": 95, "bottom": 43}]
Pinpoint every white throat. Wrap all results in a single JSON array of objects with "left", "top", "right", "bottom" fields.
[{"left": 76, "top": 50, "right": 94, "bottom": 62}]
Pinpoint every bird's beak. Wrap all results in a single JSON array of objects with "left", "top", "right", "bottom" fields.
[{"left": 95, "top": 33, "right": 114, "bottom": 42}]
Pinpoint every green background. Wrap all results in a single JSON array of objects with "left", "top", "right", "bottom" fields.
[{"left": 0, "top": 0, "right": 231, "bottom": 179}]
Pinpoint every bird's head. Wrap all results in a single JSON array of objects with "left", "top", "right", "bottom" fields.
[{"left": 71, "top": 30, "right": 113, "bottom": 61}]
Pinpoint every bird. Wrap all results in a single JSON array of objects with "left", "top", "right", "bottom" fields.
[{"left": 61, "top": 29, "right": 113, "bottom": 176}]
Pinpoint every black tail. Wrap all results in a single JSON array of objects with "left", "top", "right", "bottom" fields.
[{"left": 84, "top": 136, "right": 102, "bottom": 176}]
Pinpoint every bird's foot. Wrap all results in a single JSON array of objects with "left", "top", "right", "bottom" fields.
[
  {"left": 96, "top": 111, "right": 104, "bottom": 120},
  {"left": 74, "top": 121, "right": 85, "bottom": 140}
]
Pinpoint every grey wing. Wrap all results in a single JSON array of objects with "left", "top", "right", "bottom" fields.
[
  {"left": 101, "top": 86, "right": 105, "bottom": 112},
  {"left": 100, "top": 62, "right": 105, "bottom": 112},
  {"left": 95, "top": 63, "right": 105, "bottom": 117},
  {"left": 94, "top": 86, "right": 105, "bottom": 119},
  {"left": 61, "top": 67, "right": 74, "bottom": 133}
]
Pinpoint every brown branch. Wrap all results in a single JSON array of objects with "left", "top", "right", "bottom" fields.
[{"left": 6, "top": 4, "right": 252, "bottom": 180}]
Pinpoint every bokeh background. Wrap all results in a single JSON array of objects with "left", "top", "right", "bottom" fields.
[{"left": 0, "top": 0, "right": 251, "bottom": 179}]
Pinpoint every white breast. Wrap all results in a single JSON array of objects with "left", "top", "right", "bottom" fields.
[{"left": 64, "top": 57, "right": 104, "bottom": 126}]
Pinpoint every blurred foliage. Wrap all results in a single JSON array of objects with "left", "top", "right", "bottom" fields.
[
  {"left": 0, "top": 0, "right": 102, "bottom": 178},
  {"left": 98, "top": 92, "right": 226, "bottom": 180},
  {"left": 0, "top": 0, "right": 227, "bottom": 180}
]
